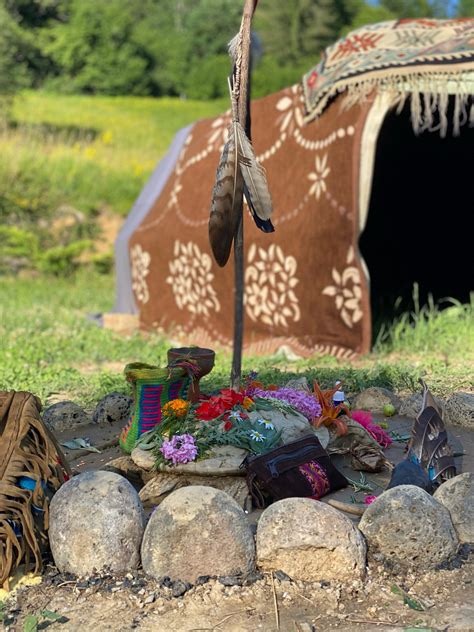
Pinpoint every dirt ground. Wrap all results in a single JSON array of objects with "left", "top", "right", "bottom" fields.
[{"left": 2, "top": 415, "right": 473, "bottom": 632}]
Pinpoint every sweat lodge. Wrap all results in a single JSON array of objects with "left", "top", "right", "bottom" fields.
[{"left": 113, "top": 18, "right": 474, "bottom": 359}]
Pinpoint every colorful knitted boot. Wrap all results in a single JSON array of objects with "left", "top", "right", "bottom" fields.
[{"left": 119, "top": 363, "right": 191, "bottom": 454}]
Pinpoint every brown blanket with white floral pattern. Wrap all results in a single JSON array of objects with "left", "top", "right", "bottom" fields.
[{"left": 128, "top": 85, "right": 372, "bottom": 359}]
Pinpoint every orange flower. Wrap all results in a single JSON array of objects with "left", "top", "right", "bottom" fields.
[
  {"left": 312, "top": 381, "right": 348, "bottom": 436},
  {"left": 163, "top": 399, "right": 189, "bottom": 418},
  {"left": 242, "top": 396, "right": 254, "bottom": 410}
]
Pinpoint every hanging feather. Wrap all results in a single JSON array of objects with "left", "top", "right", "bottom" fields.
[
  {"left": 234, "top": 120, "right": 273, "bottom": 221},
  {"left": 208, "top": 128, "right": 244, "bottom": 267},
  {"left": 244, "top": 183, "right": 274, "bottom": 233}
]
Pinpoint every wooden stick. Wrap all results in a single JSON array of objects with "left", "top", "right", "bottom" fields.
[
  {"left": 328, "top": 499, "right": 366, "bottom": 516},
  {"left": 230, "top": 0, "right": 255, "bottom": 391},
  {"left": 271, "top": 571, "right": 280, "bottom": 630}
]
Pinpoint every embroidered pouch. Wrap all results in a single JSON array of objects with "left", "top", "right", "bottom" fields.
[{"left": 244, "top": 435, "right": 347, "bottom": 508}]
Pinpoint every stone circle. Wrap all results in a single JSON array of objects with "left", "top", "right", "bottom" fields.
[
  {"left": 434, "top": 473, "right": 474, "bottom": 544},
  {"left": 49, "top": 471, "right": 145, "bottom": 576},
  {"left": 43, "top": 401, "right": 89, "bottom": 433},
  {"left": 92, "top": 392, "right": 132, "bottom": 425},
  {"left": 359, "top": 485, "right": 458, "bottom": 569},
  {"left": 256, "top": 498, "right": 366, "bottom": 582},
  {"left": 445, "top": 392, "right": 474, "bottom": 427},
  {"left": 141, "top": 486, "right": 255, "bottom": 583},
  {"left": 351, "top": 387, "right": 401, "bottom": 414}
]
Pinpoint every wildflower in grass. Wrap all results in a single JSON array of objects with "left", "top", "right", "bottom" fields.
[
  {"left": 229, "top": 410, "right": 243, "bottom": 420},
  {"left": 249, "top": 429, "right": 265, "bottom": 442},
  {"left": 257, "top": 418, "right": 275, "bottom": 430}
]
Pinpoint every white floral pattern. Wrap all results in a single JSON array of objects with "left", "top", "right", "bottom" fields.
[
  {"left": 166, "top": 240, "right": 220, "bottom": 316},
  {"left": 322, "top": 247, "right": 363, "bottom": 329},
  {"left": 275, "top": 85, "right": 304, "bottom": 135},
  {"left": 206, "top": 112, "right": 231, "bottom": 150},
  {"left": 308, "top": 154, "right": 330, "bottom": 200},
  {"left": 244, "top": 244, "right": 300, "bottom": 328},
  {"left": 131, "top": 244, "right": 151, "bottom": 304}
]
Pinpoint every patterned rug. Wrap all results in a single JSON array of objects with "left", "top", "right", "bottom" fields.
[{"left": 303, "top": 18, "right": 474, "bottom": 134}]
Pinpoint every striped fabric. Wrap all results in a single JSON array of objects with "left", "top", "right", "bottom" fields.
[{"left": 119, "top": 364, "right": 190, "bottom": 454}]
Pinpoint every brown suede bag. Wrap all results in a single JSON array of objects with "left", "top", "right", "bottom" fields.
[{"left": 0, "top": 391, "right": 70, "bottom": 589}]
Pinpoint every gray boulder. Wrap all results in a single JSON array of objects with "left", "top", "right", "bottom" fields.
[
  {"left": 247, "top": 410, "right": 329, "bottom": 447},
  {"left": 400, "top": 393, "right": 446, "bottom": 419},
  {"left": 43, "top": 401, "right": 90, "bottom": 433},
  {"left": 434, "top": 473, "right": 474, "bottom": 544},
  {"left": 141, "top": 486, "right": 255, "bottom": 583},
  {"left": 257, "top": 498, "right": 366, "bottom": 582},
  {"left": 92, "top": 392, "right": 132, "bottom": 425},
  {"left": 49, "top": 471, "right": 145, "bottom": 576},
  {"left": 351, "top": 387, "right": 401, "bottom": 414},
  {"left": 359, "top": 485, "right": 458, "bottom": 570},
  {"left": 445, "top": 392, "right": 474, "bottom": 427}
]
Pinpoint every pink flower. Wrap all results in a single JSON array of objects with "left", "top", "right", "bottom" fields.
[
  {"left": 351, "top": 410, "right": 392, "bottom": 448},
  {"left": 364, "top": 495, "right": 377, "bottom": 505},
  {"left": 161, "top": 434, "right": 198, "bottom": 465}
]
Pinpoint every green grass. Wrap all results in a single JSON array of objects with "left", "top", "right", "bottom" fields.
[
  {"left": 2, "top": 91, "right": 227, "bottom": 218},
  {"left": 1, "top": 273, "right": 472, "bottom": 410}
]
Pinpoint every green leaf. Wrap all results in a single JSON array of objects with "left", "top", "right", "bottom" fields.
[
  {"left": 391, "top": 585, "right": 426, "bottom": 611},
  {"left": 23, "top": 614, "right": 38, "bottom": 632},
  {"left": 40, "top": 610, "right": 63, "bottom": 621},
  {"left": 61, "top": 438, "right": 101, "bottom": 453}
]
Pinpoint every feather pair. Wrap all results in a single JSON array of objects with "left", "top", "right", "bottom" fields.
[{"left": 208, "top": 8, "right": 274, "bottom": 268}]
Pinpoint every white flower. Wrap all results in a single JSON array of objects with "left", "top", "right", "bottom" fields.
[
  {"left": 166, "top": 240, "right": 220, "bottom": 316},
  {"left": 229, "top": 410, "right": 243, "bottom": 420},
  {"left": 244, "top": 244, "right": 300, "bottom": 328},
  {"left": 322, "top": 247, "right": 363, "bottom": 329},
  {"left": 249, "top": 429, "right": 265, "bottom": 442},
  {"left": 130, "top": 244, "right": 151, "bottom": 304},
  {"left": 257, "top": 418, "right": 275, "bottom": 430},
  {"left": 308, "top": 154, "right": 330, "bottom": 200}
]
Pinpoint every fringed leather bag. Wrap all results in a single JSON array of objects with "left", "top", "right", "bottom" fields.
[{"left": 0, "top": 391, "right": 70, "bottom": 590}]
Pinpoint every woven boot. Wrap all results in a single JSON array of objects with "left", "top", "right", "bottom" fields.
[{"left": 119, "top": 363, "right": 190, "bottom": 454}]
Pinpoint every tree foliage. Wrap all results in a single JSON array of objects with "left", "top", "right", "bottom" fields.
[{"left": 0, "top": 0, "right": 470, "bottom": 100}]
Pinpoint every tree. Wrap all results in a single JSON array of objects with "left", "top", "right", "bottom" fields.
[
  {"left": 45, "top": 0, "right": 152, "bottom": 95},
  {"left": 457, "top": 0, "right": 474, "bottom": 16},
  {"left": 380, "top": 0, "right": 448, "bottom": 17},
  {"left": 255, "top": 0, "right": 353, "bottom": 64},
  {"left": 0, "top": 3, "right": 30, "bottom": 121}
]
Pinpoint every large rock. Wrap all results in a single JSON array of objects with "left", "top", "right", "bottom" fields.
[
  {"left": 434, "top": 473, "right": 474, "bottom": 544},
  {"left": 359, "top": 485, "right": 458, "bottom": 569},
  {"left": 102, "top": 455, "right": 155, "bottom": 487},
  {"left": 351, "top": 387, "right": 401, "bottom": 414},
  {"left": 445, "top": 392, "right": 474, "bottom": 427},
  {"left": 49, "top": 471, "right": 145, "bottom": 576},
  {"left": 256, "top": 498, "right": 366, "bottom": 582},
  {"left": 92, "top": 392, "right": 132, "bottom": 425},
  {"left": 247, "top": 410, "right": 330, "bottom": 447},
  {"left": 132, "top": 444, "right": 248, "bottom": 475},
  {"left": 43, "top": 401, "right": 90, "bottom": 433},
  {"left": 141, "top": 486, "right": 255, "bottom": 583},
  {"left": 400, "top": 393, "right": 446, "bottom": 419}
]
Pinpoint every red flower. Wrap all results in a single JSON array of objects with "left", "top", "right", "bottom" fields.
[
  {"left": 219, "top": 388, "right": 245, "bottom": 409},
  {"left": 223, "top": 420, "right": 233, "bottom": 432},
  {"left": 195, "top": 397, "right": 226, "bottom": 421}
]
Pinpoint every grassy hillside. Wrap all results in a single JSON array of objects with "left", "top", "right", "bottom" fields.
[{"left": 2, "top": 91, "right": 227, "bottom": 218}]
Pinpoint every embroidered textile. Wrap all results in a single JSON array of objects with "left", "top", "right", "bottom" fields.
[
  {"left": 303, "top": 19, "right": 474, "bottom": 129},
  {"left": 298, "top": 460, "right": 330, "bottom": 499}
]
